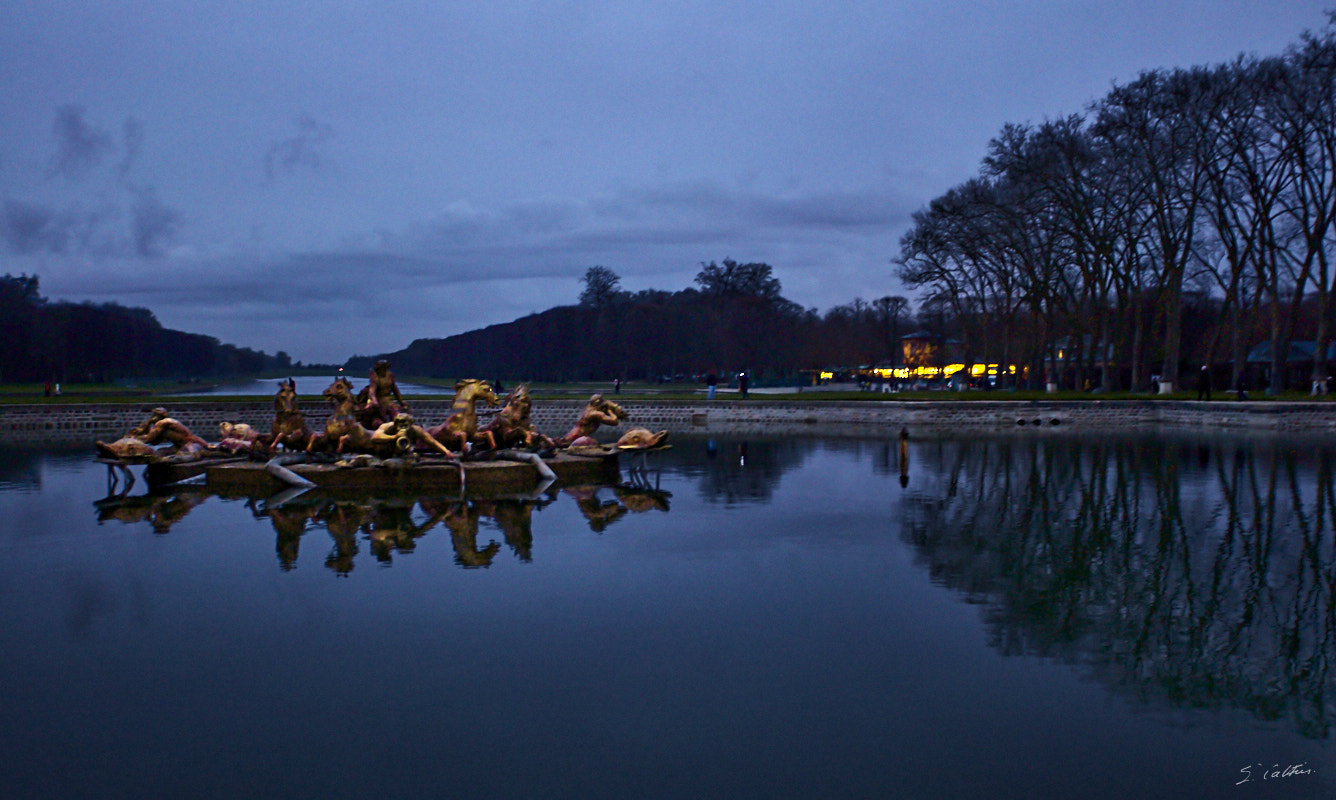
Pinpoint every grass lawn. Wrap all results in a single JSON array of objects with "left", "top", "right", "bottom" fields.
[
  {"left": 0, "top": 379, "right": 219, "bottom": 404},
  {"left": 1, "top": 377, "right": 1331, "bottom": 405}
]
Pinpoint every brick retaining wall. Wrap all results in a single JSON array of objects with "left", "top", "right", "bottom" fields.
[{"left": 3, "top": 398, "right": 1335, "bottom": 447}]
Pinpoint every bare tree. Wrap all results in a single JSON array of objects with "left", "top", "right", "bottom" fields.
[
  {"left": 1275, "top": 29, "right": 1336, "bottom": 392},
  {"left": 1094, "top": 69, "right": 1213, "bottom": 393},
  {"left": 873, "top": 295, "right": 910, "bottom": 368}
]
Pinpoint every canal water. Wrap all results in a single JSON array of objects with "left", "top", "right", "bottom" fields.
[
  {"left": 0, "top": 434, "right": 1331, "bottom": 799},
  {"left": 169, "top": 375, "right": 453, "bottom": 396}
]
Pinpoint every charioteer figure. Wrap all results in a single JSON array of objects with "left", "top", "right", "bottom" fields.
[{"left": 360, "top": 359, "right": 409, "bottom": 426}]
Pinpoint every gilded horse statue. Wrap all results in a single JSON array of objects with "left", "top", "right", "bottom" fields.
[
  {"left": 427, "top": 379, "right": 501, "bottom": 453},
  {"left": 479, "top": 384, "right": 552, "bottom": 449},
  {"left": 307, "top": 377, "right": 371, "bottom": 453},
  {"left": 306, "top": 378, "right": 454, "bottom": 457},
  {"left": 268, "top": 378, "right": 313, "bottom": 450}
]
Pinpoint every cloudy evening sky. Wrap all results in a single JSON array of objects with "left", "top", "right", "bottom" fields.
[{"left": 1, "top": 1, "right": 1331, "bottom": 363}]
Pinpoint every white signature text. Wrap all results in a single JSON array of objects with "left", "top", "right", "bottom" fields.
[{"left": 1236, "top": 762, "right": 1315, "bottom": 785}]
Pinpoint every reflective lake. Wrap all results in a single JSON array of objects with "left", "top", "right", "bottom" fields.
[
  {"left": 1, "top": 434, "right": 1333, "bottom": 799},
  {"left": 169, "top": 375, "right": 453, "bottom": 396}
]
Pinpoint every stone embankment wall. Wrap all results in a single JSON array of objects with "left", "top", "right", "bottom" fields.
[{"left": 3, "top": 399, "right": 1336, "bottom": 446}]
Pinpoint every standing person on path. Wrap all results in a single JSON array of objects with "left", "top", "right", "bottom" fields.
[
  {"left": 1196, "top": 365, "right": 1212, "bottom": 401},
  {"left": 706, "top": 370, "right": 718, "bottom": 401},
  {"left": 738, "top": 371, "right": 749, "bottom": 399}
]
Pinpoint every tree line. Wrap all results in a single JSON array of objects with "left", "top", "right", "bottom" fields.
[
  {"left": 896, "top": 19, "right": 1336, "bottom": 393},
  {"left": 0, "top": 273, "right": 294, "bottom": 383},
  {"left": 348, "top": 261, "right": 914, "bottom": 384}
]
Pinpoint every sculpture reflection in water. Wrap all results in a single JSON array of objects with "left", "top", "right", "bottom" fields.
[
  {"left": 91, "top": 476, "right": 669, "bottom": 571},
  {"left": 897, "top": 435, "right": 1336, "bottom": 740},
  {"left": 239, "top": 492, "right": 555, "bottom": 571},
  {"left": 564, "top": 450, "right": 672, "bottom": 532},
  {"left": 94, "top": 487, "right": 209, "bottom": 534}
]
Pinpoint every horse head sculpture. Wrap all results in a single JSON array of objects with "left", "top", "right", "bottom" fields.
[{"left": 428, "top": 379, "right": 502, "bottom": 452}]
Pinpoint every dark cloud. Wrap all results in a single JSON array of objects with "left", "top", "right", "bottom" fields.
[
  {"left": 389, "top": 182, "right": 910, "bottom": 266},
  {"left": 47, "top": 104, "right": 114, "bottom": 180},
  {"left": 5, "top": 109, "right": 181, "bottom": 258},
  {"left": 129, "top": 186, "right": 180, "bottom": 256},
  {"left": 613, "top": 182, "right": 912, "bottom": 234},
  {"left": 18, "top": 176, "right": 910, "bottom": 362},
  {"left": 2, "top": 199, "right": 71, "bottom": 254},
  {"left": 264, "top": 116, "right": 333, "bottom": 182},
  {"left": 0, "top": 198, "right": 123, "bottom": 257},
  {"left": 117, "top": 116, "right": 144, "bottom": 182},
  {"left": 758, "top": 191, "right": 910, "bottom": 229},
  {"left": 2, "top": 191, "right": 178, "bottom": 260}
]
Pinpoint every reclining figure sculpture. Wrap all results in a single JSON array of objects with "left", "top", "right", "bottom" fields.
[
  {"left": 555, "top": 394, "right": 627, "bottom": 447},
  {"left": 96, "top": 407, "right": 210, "bottom": 460},
  {"left": 358, "top": 413, "right": 456, "bottom": 458}
]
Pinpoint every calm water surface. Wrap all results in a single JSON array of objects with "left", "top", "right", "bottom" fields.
[
  {"left": 0, "top": 434, "right": 1332, "bottom": 799},
  {"left": 169, "top": 375, "right": 452, "bottom": 396}
]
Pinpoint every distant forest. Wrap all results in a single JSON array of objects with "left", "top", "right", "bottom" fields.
[
  {"left": 347, "top": 261, "right": 912, "bottom": 384},
  {"left": 0, "top": 273, "right": 294, "bottom": 383}
]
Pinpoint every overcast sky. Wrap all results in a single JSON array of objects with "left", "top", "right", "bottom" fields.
[{"left": 1, "top": 1, "right": 1330, "bottom": 363}]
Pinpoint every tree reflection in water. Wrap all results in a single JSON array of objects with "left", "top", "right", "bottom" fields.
[
  {"left": 900, "top": 434, "right": 1336, "bottom": 739},
  {"left": 679, "top": 438, "right": 811, "bottom": 504},
  {"left": 0, "top": 449, "right": 45, "bottom": 490}
]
